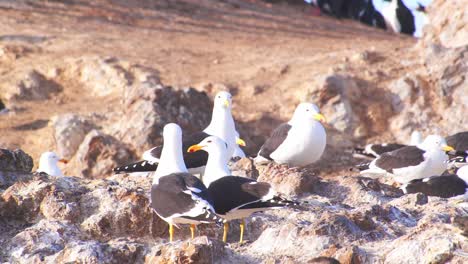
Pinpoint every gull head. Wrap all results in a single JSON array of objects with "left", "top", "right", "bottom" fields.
[
  {"left": 188, "top": 136, "right": 228, "bottom": 154},
  {"left": 290, "top": 102, "right": 326, "bottom": 124},
  {"left": 419, "top": 135, "right": 454, "bottom": 152},
  {"left": 213, "top": 91, "right": 233, "bottom": 110},
  {"left": 39, "top": 151, "right": 68, "bottom": 165}
]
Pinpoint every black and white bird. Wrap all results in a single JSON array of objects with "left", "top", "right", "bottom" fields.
[
  {"left": 358, "top": 0, "right": 387, "bottom": 30},
  {"left": 360, "top": 135, "right": 455, "bottom": 184},
  {"left": 401, "top": 165, "right": 468, "bottom": 198},
  {"left": 36, "top": 151, "right": 68, "bottom": 177},
  {"left": 188, "top": 135, "right": 297, "bottom": 243},
  {"left": 150, "top": 123, "right": 222, "bottom": 242},
  {"left": 381, "top": 0, "right": 416, "bottom": 35},
  {"left": 113, "top": 91, "right": 245, "bottom": 176},
  {"left": 445, "top": 132, "right": 468, "bottom": 169},
  {"left": 254, "top": 103, "right": 326, "bottom": 167},
  {"left": 353, "top": 131, "right": 422, "bottom": 160}
]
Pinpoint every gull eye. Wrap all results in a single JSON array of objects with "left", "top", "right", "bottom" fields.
[
  {"left": 207, "top": 140, "right": 212, "bottom": 143},
  {"left": 306, "top": 109, "right": 309, "bottom": 112}
]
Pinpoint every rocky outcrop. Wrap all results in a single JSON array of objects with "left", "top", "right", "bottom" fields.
[
  {"left": 0, "top": 149, "right": 467, "bottom": 263},
  {"left": 422, "top": 0, "right": 467, "bottom": 48},
  {"left": 0, "top": 149, "right": 33, "bottom": 173},
  {"left": 0, "top": 69, "right": 62, "bottom": 102},
  {"left": 71, "top": 130, "right": 135, "bottom": 179},
  {"left": 52, "top": 114, "right": 95, "bottom": 160},
  {"left": 114, "top": 85, "right": 213, "bottom": 154}
]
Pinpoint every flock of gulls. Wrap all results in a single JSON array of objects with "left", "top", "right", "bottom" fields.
[
  {"left": 307, "top": 0, "right": 430, "bottom": 37},
  {"left": 37, "top": 91, "right": 467, "bottom": 243}
]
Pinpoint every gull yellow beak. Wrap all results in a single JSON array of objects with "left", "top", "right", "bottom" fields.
[
  {"left": 236, "top": 138, "right": 246, "bottom": 147},
  {"left": 313, "top": 113, "right": 326, "bottom": 123},
  {"left": 442, "top": 145, "right": 455, "bottom": 152},
  {"left": 59, "top": 159, "right": 68, "bottom": 164},
  {"left": 223, "top": 100, "right": 230, "bottom": 107},
  {"left": 187, "top": 144, "right": 204, "bottom": 153}
]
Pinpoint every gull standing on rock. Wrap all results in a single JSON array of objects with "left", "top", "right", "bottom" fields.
[
  {"left": 36, "top": 151, "right": 68, "bottom": 177},
  {"left": 188, "top": 135, "right": 297, "bottom": 243},
  {"left": 401, "top": 165, "right": 468, "bottom": 198},
  {"left": 254, "top": 102, "right": 326, "bottom": 167},
  {"left": 360, "top": 135, "right": 454, "bottom": 184},
  {"left": 150, "top": 123, "right": 223, "bottom": 242},
  {"left": 113, "top": 91, "right": 245, "bottom": 176}
]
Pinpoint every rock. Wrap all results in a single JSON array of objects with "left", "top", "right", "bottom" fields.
[
  {"left": 256, "top": 163, "right": 319, "bottom": 196},
  {"left": 145, "top": 237, "right": 228, "bottom": 264},
  {"left": 229, "top": 157, "right": 258, "bottom": 179},
  {"left": 114, "top": 85, "right": 212, "bottom": 154},
  {"left": 422, "top": 0, "right": 467, "bottom": 48},
  {"left": 335, "top": 246, "right": 370, "bottom": 264},
  {"left": 249, "top": 221, "right": 333, "bottom": 261},
  {"left": 9, "top": 220, "right": 82, "bottom": 263},
  {"left": 52, "top": 114, "right": 95, "bottom": 159},
  {"left": 0, "top": 149, "right": 34, "bottom": 173},
  {"left": 67, "top": 56, "right": 160, "bottom": 97},
  {"left": 309, "top": 256, "right": 341, "bottom": 264},
  {"left": 310, "top": 74, "right": 393, "bottom": 140},
  {"left": 71, "top": 130, "right": 135, "bottom": 179},
  {"left": 0, "top": 69, "right": 62, "bottom": 102},
  {"left": 79, "top": 179, "right": 166, "bottom": 240},
  {"left": 54, "top": 239, "right": 147, "bottom": 264},
  {"left": 384, "top": 227, "right": 460, "bottom": 264}
]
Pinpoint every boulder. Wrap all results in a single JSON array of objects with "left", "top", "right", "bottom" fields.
[
  {"left": 66, "top": 56, "right": 160, "bottom": 97},
  {"left": 52, "top": 114, "right": 95, "bottom": 160},
  {"left": 0, "top": 69, "right": 62, "bottom": 102},
  {"left": 0, "top": 149, "right": 33, "bottom": 173},
  {"left": 422, "top": 0, "right": 468, "bottom": 48},
  {"left": 114, "top": 85, "right": 212, "bottom": 154},
  {"left": 71, "top": 130, "right": 135, "bottom": 179},
  {"left": 256, "top": 163, "right": 320, "bottom": 196},
  {"left": 145, "top": 237, "right": 229, "bottom": 264}
]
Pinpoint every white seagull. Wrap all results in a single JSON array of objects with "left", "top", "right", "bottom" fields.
[
  {"left": 36, "top": 151, "right": 68, "bottom": 177},
  {"left": 254, "top": 102, "right": 326, "bottom": 167}
]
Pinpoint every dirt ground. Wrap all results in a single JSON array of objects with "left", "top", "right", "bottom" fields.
[{"left": 0, "top": 0, "right": 418, "bottom": 169}]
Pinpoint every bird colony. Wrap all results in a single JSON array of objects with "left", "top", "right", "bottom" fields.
[{"left": 36, "top": 91, "right": 468, "bottom": 243}]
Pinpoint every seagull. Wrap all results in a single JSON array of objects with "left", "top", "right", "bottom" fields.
[
  {"left": 360, "top": 135, "right": 455, "bottom": 184},
  {"left": 254, "top": 102, "right": 326, "bottom": 167},
  {"left": 353, "top": 130, "right": 423, "bottom": 160},
  {"left": 401, "top": 165, "right": 468, "bottom": 198},
  {"left": 36, "top": 152, "right": 68, "bottom": 177},
  {"left": 188, "top": 135, "right": 297, "bottom": 243},
  {"left": 113, "top": 91, "right": 245, "bottom": 176},
  {"left": 381, "top": 0, "right": 415, "bottom": 35},
  {"left": 150, "top": 123, "right": 223, "bottom": 242}
]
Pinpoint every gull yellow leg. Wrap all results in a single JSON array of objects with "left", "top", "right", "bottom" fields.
[
  {"left": 223, "top": 222, "right": 229, "bottom": 243},
  {"left": 239, "top": 219, "right": 245, "bottom": 243},
  {"left": 190, "top": 224, "right": 196, "bottom": 239},
  {"left": 169, "top": 224, "right": 174, "bottom": 242}
]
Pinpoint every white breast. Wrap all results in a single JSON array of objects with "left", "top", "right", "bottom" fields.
[{"left": 270, "top": 122, "right": 326, "bottom": 167}]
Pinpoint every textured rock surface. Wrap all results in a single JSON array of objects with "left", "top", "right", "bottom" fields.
[
  {"left": 0, "top": 69, "right": 61, "bottom": 102},
  {"left": 422, "top": 0, "right": 468, "bottom": 48},
  {"left": 70, "top": 130, "right": 136, "bottom": 179},
  {"left": 52, "top": 114, "right": 94, "bottom": 160},
  {"left": 0, "top": 149, "right": 33, "bottom": 173},
  {"left": 114, "top": 85, "right": 213, "bottom": 154}
]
